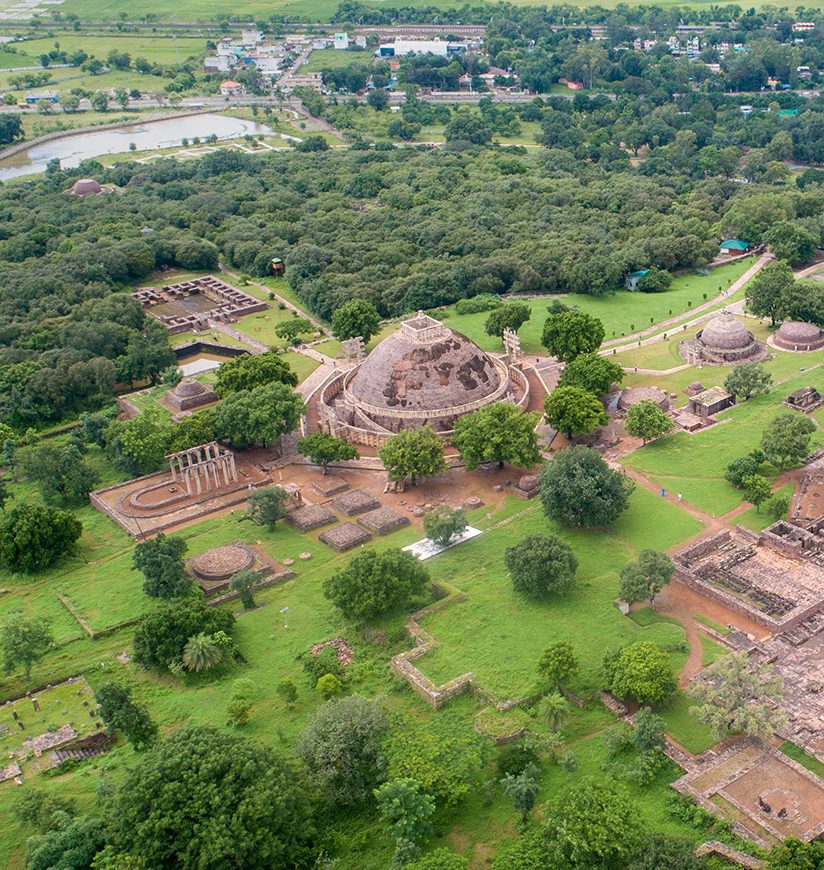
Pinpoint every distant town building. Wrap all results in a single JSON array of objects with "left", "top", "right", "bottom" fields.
[
  {"left": 204, "top": 55, "right": 232, "bottom": 73},
  {"left": 719, "top": 239, "right": 751, "bottom": 254},
  {"left": 219, "top": 80, "right": 245, "bottom": 97},
  {"left": 625, "top": 269, "right": 650, "bottom": 291},
  {"left": 334, "top": 32, "right": 350, "bottom": 50},
  {"left": 792, "top": 21, "right": 817, "bottom": 32},
  {"left": 376, "top": 38, "right": 466, "bottom": 57}
]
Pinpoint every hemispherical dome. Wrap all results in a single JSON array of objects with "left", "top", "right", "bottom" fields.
[
  {"left": 347, "top": 317, "right": 502, "bottom": 414},
  {"left": 618, "top": 386, "right": 670, "bottom": 411},
  {"left": 777, "top": 321, "right": 821, "bottom": 343},
  {"left": 71, "top": 178, "right": 102, "bottom": 196},
  {"left": 191, "top": 544, "right": 253, "bottom": 582},
  {"left": 699, "top": 312, "right": 753, "bottom": 351},
  {"left": 173, "top": 378, "right": 208, "bottom": 398}
]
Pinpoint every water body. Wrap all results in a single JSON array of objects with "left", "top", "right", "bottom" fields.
[{"left": 0, "top": 113, "right": 274, "bottom": 181}]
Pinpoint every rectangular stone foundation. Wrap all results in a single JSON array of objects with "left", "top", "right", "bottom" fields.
[
  {"left": 320, "top": 522, "right": 372, "bottom": 551},
  {"left": 331, "top": 489, "right": 381, "bottom": 517},
  {"left": 286, "top": 503, "right": 337, "bottom": 532},
  {"left": 312, "top": 477, "right": 350, "bottom": 497},
  {"left": 357, "top": 506, "right": 410, "bottom": 535}
]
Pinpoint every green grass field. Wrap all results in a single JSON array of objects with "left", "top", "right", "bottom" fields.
[
  {"left": 438, "top": 259, "right": 755, "bottom": 356},
  {"left": 623, "top": 372, "right": 824, "bottom": 516},
  {"left": 15, "top": 34, "right": 206, "bottom": 64}
]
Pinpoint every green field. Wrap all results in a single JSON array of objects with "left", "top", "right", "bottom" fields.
[
  {"left": 13, "top": 34, "right": 206, "bottom": 64},
  {"left": 438, "top": 258, "right": 755, "bottom": 356},
  {"left": 623, "top": 371, "right": 824, "bottom": 516}
]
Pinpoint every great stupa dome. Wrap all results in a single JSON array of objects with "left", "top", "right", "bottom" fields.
[
  {"left": 319, "top": 311, "right": 522, "bottom": 440},
  {"left": 681, "top": 310, "right": 768, "bottom": 365}
]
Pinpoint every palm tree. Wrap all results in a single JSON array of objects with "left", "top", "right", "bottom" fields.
[
  {"left": 182, "top": 633, "right": 223, "bottom": 673},
  {"left": 538, "top": 692, "right": 570, "bottom": 732}
]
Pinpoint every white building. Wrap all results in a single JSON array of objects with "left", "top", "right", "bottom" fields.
[
  {"left": 334, "top": 32, "right": 349, "bottom": 50},
  {"left": 204, "top": 55, "right": 232, "bottom": 73},
  {"left": 241, "top": 29, "right": 263, "bottom": 47},
  {"left": 376, "top": 38, "right": 466, "bottom": 57}
]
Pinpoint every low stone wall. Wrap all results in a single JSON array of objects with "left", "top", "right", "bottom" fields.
[
  {"left": 206, "top": 568, "right": 295, "bottom": 606},
  {"left": 695, "top": 842, "right": 764, "bottom": 869}
]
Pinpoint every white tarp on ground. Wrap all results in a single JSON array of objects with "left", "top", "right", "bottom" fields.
[{"left": 402, "top": 526, "right": 482, "bottom": 561}]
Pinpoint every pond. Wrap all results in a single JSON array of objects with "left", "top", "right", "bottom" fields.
[{"left": 0, "top": 113, "right": 274, "bottom": 180}]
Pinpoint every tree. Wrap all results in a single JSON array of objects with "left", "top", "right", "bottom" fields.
[
  {"left": 132, "top": 533, "right": 191, "bottom": 598},
  {"left": 405, "top": 849, "right": 468, "bottom": 870},
  {"left": 105, "top": 726, "right": 314, "bottom": 868},
  {"left": 229, "top": 568, "right": 258, "bottom": 610},
  {"left": 761, "top": 413, "right": 816, "bottom": 471},
  {"left": 452, "top": 403, "right": 541, "bottom": 470},
  {"left": 133, "top": 597, "right": 234, "bottom": 671},
  {"left": 626, "top": 833, "right": 704, "bottom": 870},
  {"left": 296, "top": 432, "right": 359, "bottom": 473},
  {"left": 484, "top": 303, "right": 531, "bottom": 339},
  {"left": 95, "top": 681, "right": 157, "bottom": 749},
  {"left": 538, "top": 691, "right": 570, "bottom": 731},
  {"left": 538, "top": 641, "right": 579, "bottom": 691},
  {"left": 379, "top": 425, "right": 446, "bottom": 487},
  {"left": 539, "top": 446, "right": 635, "bottom": 528},
  {"left": 245, "top": 486, "right": 288, "bottom": 530},
  {"left": 375, "top": 778, "right": 435, "bottom": 843},
  {"left": 724, "top": 363, "right": 772, "bottom": 400},
  {"left": 765, "top": 838, "right": 824, "bottom": 870},
  {"left": 274, "top": 318, "right": 312, "bottom": 342},
  {"left": 544, "top": 386, "right": 607, "bottom": 439},
  {"left": 501, "top": 766, "right": 540, "bottom": 824},
  {"left": 633, "top": 707, "right": 665, "bottom": 752},
  {"left": 90, "top": 90, "right": 109, "bottom": 112},
  {"left": 105, "top": 407, "right": 171, "bottom": 475},
  {"left": 558, "top": 353, "right": 623, "bottom": 397},
  {"left": 323, "top": 548, "right": 429, "bottom": 622},
  {"left": 213, "top": 382, "right": 305, "bottom": 448},
  {"left": 0, "top": 612, "right": 53, "bottom": 680},
  {"left": 746, "top": 260, "right": 794, "bottom": 325},
  {"left": 742, "top": 474, "right": 772, "bottom": 513},
  {"left": 277, "top": 679, "right": 298, "bottom": 709},
  {"left": 17, "top": 443, "right": 99, "bottom": 503},
  {"left": 213, "top": 350, "right": 297, "bottom": 397},
  {"left": 423, "top": 505, "right": 467, "bottom": 547},
  {"left": 0, "top": 504, "right": 82, "bottom": 574},
  {"left": 764, "top": 222, "right": 818, "bottom": 265},
  {"left": 766, "top": 493, "right": 791, "bottom": 521},
  {"left": 636, "top": 268, "right": 673, "bottom": 294},
  {"left": 690, "top": 652, "right": 787, "bottom": 740},
  {"left": 725, "top": 450, "right": 766, "bottom": 487},
  {"left": 618, "top": 549, "right": 674, "bottom": 610},
  {"left": 25, "top": 816, "right": 104, "bottom": 870},
  {"left": 505, "top": 534, "right": 578, "bottom": 599},
  {"left": 367, "top": 89, "right": 389, "bottom": 111},
  {"left": 296, "top": 696, "right": 388, "bottom": 804},
  {"left": 331, "top": 298, "right": 381, "bottom": 342},
  {"left": 625, "top": 399, "right": 674, "bottom": 444},
  {"left": 227, "top": 697, "right": 252, "bottom": 726},
  {"left": 542, "top": 311, "right": 605, "bottom": 362},
  {"left": 604, "top": 641, "right": 676, "bottom": 705},
  {"left": 316, "top": 672, "right": 343, "bottom": 699},
  {"left": 182, "top": 632, "right": 224, "bottom": 672}
]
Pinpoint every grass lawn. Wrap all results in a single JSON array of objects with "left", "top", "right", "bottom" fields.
[
  {"left": 623, "top": 372, "right": 824, "bottom": 516},
  {"left": 415, "top": 487, "right": 702, "bottom": 701},
  {"left": 16, "top": 35, "right": 206, "bottom": 64},
  {"left": 437, "top": 259, "right": 755, "bottom": 356},
  {"left": 303, "top": 48, "right": 372, "bottom": 72},
  {"left": 780, "top": 741, "right": 824, "bottom": 780},
  {"left": 659, "top": 689, "right": 716, "bottom": 754}
]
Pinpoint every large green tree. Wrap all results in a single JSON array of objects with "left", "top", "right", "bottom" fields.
[
  {"left": 452, "top": 403, "right": 541, "bottom": 469},
  {"left": 0, "top": 504, "right": 82, "bottom": 573},
  {"left": 132, "top": 533, "right": 191, "bottom": 599},
  {"left": 105, "top": 726, "right": 314, "bottom": 868},
  {"left": 603, "top": 641, "right": 676, "bottom": 705},
  {"left": 484, "top": 303, "right": 531, "bottom": 339},
  {"left": 539, "top": 446, "right": 635, "bottom": 528},
  {"left": 323, "top": 548, "right": 429, "bottom": 622},
  {"left": 625, "top": 399, "right": 673, "bottom": 444},
  {"left": 213, "top": 351, "right": 298, "bottom": 397},
  {"left": 331, "top": 298, "right": 382, "bottom": 342},
  {"left": 542, "top": 311, "right": 605, "bottom": 362},
  {"left": 746, "top": 259, "right": 794, "bottom": 325},
  {"left": 213, "top": 382, "right": 305, "bottom": 448},
  {"left": 95, "top": 681, "right": 157, "bottom": 749},
  {"left": 558, "top": 353, "right": 624, "bottom": 397},
  {"left": 505, "top": 534, "right": 578, "bottom": 599},
  {"left": 618, "top": 549, "right": 674, "bottom": 611},
  {"left": 689, "top": 651, "right": 787, "bottom": 740},
  {"left": 296, "top": 696, "right": 388, "bottom": 804},
  {"left": 724, "top": 362, "right": 772, "bottom": 400},
  {"left": 245, "top": 486, "right": 288, "bottom": 530},
  {"left": 132, "top": 596, "right": 234, "bottom": 671},
  {"left": 296, "top": 433, "right": 359, "bottom": 473},
  {"left": 379, "top": 425, "right": 447, "bottom": 487},
  {"left": 0, "top": 612, "right": 54, "bottom": 680},
  {"left": 423, "top": 505, "right": 467, "bottom": 547},
  {"left": 544, "top": 386, "right": 607, "bottom": 438},
  {"left": 16, "top": 443, "right": 99, "bottom": 504},
  {"left": 760, "top": 412, "right": 817, "bottom": 470},
  {"left": 537, "top": 641, "right": 579, "bottom": 691}
]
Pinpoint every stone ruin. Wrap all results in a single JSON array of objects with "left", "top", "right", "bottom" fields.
[
  {"left": 357, "top": 506, "right": 410, "bottom": 535},
  {"left": 786, "top": 387, "right": 824, "bottom": 413},
  {"left": 167, "top": 442, "right": 238, "bottom": 497},
  {"left": 286, "top": 503, "right": 337, "bottom": 532},
  {"left": 680, "top": 311, "right": 768, "bottom": 366},
  {"left": 331, "top": 489, "right": 380, "bottom": 517},
  {"left": 319, "top": 522, "right": 372, "bottom": 552},
  {"left": 132, "top": 275, "right": 267, "bottom": 335}
]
